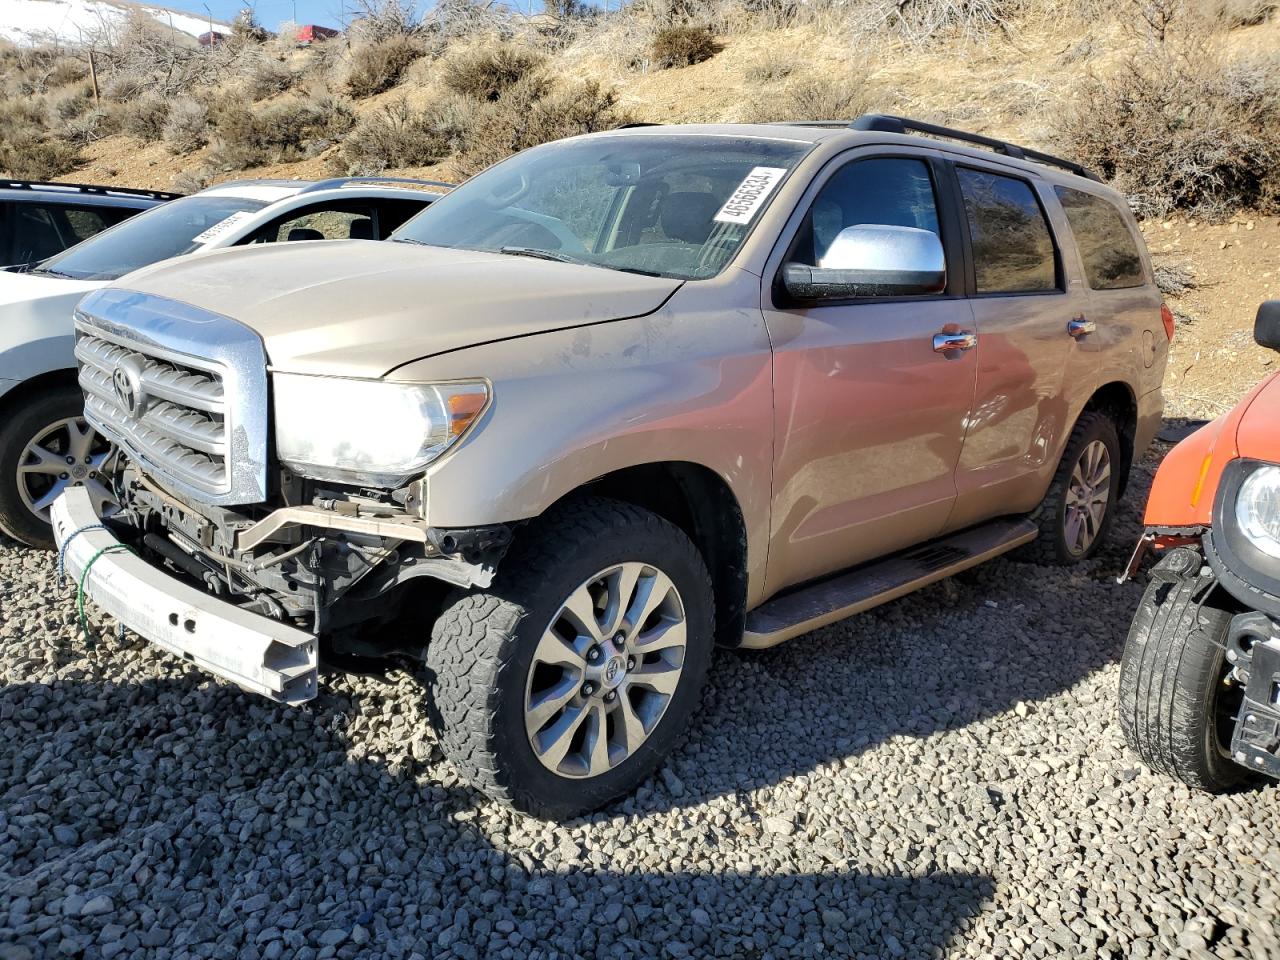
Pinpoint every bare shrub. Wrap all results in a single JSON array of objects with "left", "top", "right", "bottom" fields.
[
  {"left": 114, "top": 93, "right": 170, "bottom": 141},
  {"left": 650, "top": 25, "right": 721, "bottom": 69},
  {"left": 349, "top": 0, "right": 421, "bottom": 42},
  {"left": 162, "top": 97, "right": 211, "bottom": 154},
  {"left": 339, "top": 95, "right": 473, "bottom": 172},
  {"left": 56, "top": 109, "right": 111, "bottom": 148},
  {"left": 852, "top": 0, "right": 1018, "bottom": 44},
  {"left": 173, "top": 167, "right": 215, "bottom": 193},
  {"left": 456, "top": 78, "right": 630, "bottom": 176},
  {"left": 1056, "top": 51, "right": 1280, "bottom": 218},
  {"left": 242, "top": 51, "right": 297, "bottom": 99},
  {"left": 95, "top": 12, "right": 214, "bottom": 99},
  {"left": 740, "top": 77, "right": 873, "bottom": 122},
  {"left": 442, "top": 44, "right": 544, "bottom": 101},
  {"left": 1153, "top": 259, "right": 1197, "bottom": 296},
  {"left": 345, "top": 34, "right": 426, "bottom": 98}
]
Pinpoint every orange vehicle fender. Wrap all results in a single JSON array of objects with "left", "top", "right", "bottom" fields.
[{"left": 1144, "top": 372, "right": 1279, "bottom": 527}]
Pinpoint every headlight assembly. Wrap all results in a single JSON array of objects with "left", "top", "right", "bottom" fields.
[
  {"left": 1236, "top": 464, "right": 1280, "bottom": 559},
  {"left": 273, "top": 373, "right": 489, "bottom": 487}
]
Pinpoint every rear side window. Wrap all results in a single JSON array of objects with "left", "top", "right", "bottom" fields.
[
  {"left": 60, "top": 204, "right": 136, "bottom": 243},
  {"left": 956, "top": 168, "right": 1058, "bottom": 294},
  {"left": 1054, "top": 186, "right": 1145, "bottom": 290}
]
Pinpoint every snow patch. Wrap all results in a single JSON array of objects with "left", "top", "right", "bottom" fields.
[{"left": 0, "top": 0, "right": 230, "bottom": 46}]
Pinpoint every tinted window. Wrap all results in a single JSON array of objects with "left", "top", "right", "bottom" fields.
[
  {"left": 251, "top": 203, "right": 379, "bottom": 243},
  {"left": 956, "top": 168, "right": 1058, "bottom": 294},
  {"left": 394, "top": 135, "right": 811, "bottom": 280},
  {"left": 1054, "top": 186, "right": 1145, "bottom": 290},
  {"left": 791, "top": 157, "right": 942, "bottom": 283},
  {"left": 60, "top": 204, "right": 136, "bottom": 242},
  {"left": 36, "top": 195, "right": 267, "bottom": 281}
]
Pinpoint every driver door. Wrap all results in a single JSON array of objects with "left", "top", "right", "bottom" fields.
[{"left": 761, "top": 151, "right": 977, "bottom": 595}]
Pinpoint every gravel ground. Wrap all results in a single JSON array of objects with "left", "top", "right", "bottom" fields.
[{"left": 2, "top": 444, "right": 1278, "bottom": 960}]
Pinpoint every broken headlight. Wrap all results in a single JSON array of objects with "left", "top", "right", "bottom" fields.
[{"left": 273, "top": 373, "right": 488, "bottom": 487}]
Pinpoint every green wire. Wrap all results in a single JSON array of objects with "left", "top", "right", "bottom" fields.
[{"left": 76, "top": 544, "right": 133, "bottom": 637}]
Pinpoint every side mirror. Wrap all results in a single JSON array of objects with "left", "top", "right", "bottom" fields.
[
  {"left": 782, "top": 224, "right": 946, "bottom": 301},
  {"left": 1255, "top": 301, "right": 1280, "bottom": 351}
]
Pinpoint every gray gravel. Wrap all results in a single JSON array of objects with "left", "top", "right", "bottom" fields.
[{"left": 2, "top": 445, "right": 1278, "bottom": 960}]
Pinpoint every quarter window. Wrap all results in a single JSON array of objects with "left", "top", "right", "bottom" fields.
[
  {"left": 1054, "top": 186, "right": 1145, "bottom": 290},
  {"left": 790, "top": 157, "right": 944, "bottom": 294},
  {"left": 956, "top": 168, "right": 1058, "bottom": 294}
]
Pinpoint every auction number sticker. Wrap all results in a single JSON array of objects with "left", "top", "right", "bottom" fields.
[
  {"left": 713, "top": 167, "right": 788, "bottom": 225},
  {"left": 192, "top": 210, "right": 257, "bottom": 245}
]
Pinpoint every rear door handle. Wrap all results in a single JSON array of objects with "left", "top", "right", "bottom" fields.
[
  {"left": 1068, "top": 317, "right": 1096, "bottom": 338},
  {"left": 933, "top": 331, "right": 977, "bottom": 353}
]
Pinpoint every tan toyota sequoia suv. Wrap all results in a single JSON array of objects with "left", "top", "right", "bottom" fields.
[{"left": 54, "top": 115, "right": 1169, "bottom": 817}]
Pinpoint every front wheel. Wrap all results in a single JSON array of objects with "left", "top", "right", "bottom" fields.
[
  {"left": 425, "top": 497, "right": 714, "bottom": 819},
  {"left": 0, "top": 385, "right": 113, "bottom": 549},
  {"left": 1118, "top": 547, "right": 1253, "bottom": 792}
]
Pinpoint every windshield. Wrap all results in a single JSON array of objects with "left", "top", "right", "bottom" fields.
[
  {"left": 36, "top": 195, "right": 269, "bottom": 281},
  {"left": 392, "top": 135, "right": 811, "bottom": 280}
]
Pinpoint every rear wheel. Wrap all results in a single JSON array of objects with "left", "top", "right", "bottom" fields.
[
  {"left": 0, "top": 385, "right": 113, "bottom": 549},
  {"left": 425, "top": 497, "right": 714, "bottom": 818},
  {"left": 1019, "top": 410, "right": 1122, "bottom": 564},
  {"left": 1118, "top": 547, "right": 1252, "bottom": 792}
]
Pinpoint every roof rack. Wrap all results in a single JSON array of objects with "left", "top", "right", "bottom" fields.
[
  {"left": 846, "top": 114, "right": 1101, "bottom": 183},
  {"left": 0, "top": 180, "right": 182, "bottom": 201},
  {"left": 299, "top": 176, "right": 455, "bottom": 194}
]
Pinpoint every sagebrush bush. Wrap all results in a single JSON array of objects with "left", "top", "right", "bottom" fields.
[
  {"left": 210, "top": 95, "right": 356, "bottom": 169},
  {"left": 339, "top": 96, "right": 473, "bottom": 173},
  {"left": 345, "top": 34, "right": 425, "bottom": 98},
  {"left": 455, "top": 78, "right": 631, "bottom": 176},
  {"left": 242, "top": 53, "right": 297, "bottom": 100},
  {"left": 1057, "top": 51, "right": 1280, "bottom": 218},
  {"left": 442, "top": 44, "right": 544, "bottom": 102},
  {"left": 650, "top": 25, "right": 721, "bottom": 68},
  {"left": 0, "top": 129, "right": 80, "bottom": 179},
  {"left": 162, "top": 97, "right": 211, "bottom": 154},
  {"left": 740, "top": 77, "right": 872, "bottom": 122},
  {"left": 114, "top": 93, "right": 170, "bottom": 140}
]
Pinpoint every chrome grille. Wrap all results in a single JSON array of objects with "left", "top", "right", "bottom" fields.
[
  {"left": 76, "top": 334, "right": 229, "bottom": 494},
  {"left": 73, "top": 288, "right": 270, "bottom": 506}
]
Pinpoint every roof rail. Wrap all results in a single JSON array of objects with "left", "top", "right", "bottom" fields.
[
  {"left": 298, "top": 176, "right": 455, "bottom": 194},
  {"left": 848, "top": 114, "right": 1101, "bottom": 182},
  {"left": 0, "top": 180, "right": 183, "bottom": 201}
]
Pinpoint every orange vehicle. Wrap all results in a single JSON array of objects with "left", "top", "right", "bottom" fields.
[{"left": 1120, "top": 300, "right": 1280, "bottom": 790}]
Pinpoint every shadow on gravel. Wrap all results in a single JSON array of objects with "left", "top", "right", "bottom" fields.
[{"left": 0, "top": 677, "right": 994, "bottom": 957}]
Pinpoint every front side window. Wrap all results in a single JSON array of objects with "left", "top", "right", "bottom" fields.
[
  {"left": 252, "top": 204, "right": 378, "bottom": 243},
  {"left": 393, "top": 135, "right": 812, "bottom": 280},
  {"left": 956, "top": 168, "right": 1058, "bottom": 294},
  {"left": 36, "top": 195, "right": 268, "bottom": 281},
  {"left": 790, "top": 156, "right": 942, "bottom": 275},
  {"left": 1054, "top": 186, "right": 1145, "bottom": 290}
]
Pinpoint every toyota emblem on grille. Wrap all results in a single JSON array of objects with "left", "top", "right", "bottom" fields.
[{"left": 112, "top": 360, "right": 145, "bottom": 418}]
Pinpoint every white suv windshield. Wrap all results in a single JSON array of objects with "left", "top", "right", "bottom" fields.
[
  {"left": 36, "top": 195, "right": 269, "bottom": 281},
  {"left": 392, "top": 135, "right": 810, "bottom": 280}
]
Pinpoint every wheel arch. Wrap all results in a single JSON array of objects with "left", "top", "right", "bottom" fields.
[
  {"left": 0, "top": 367, "right": 81, "bottom": 416},
  {"left": 1081, "top": 380, "right": 1138, "bottom": 495},
  {"left": 560, "top": 461, "right": 749, "bottom": 648}
]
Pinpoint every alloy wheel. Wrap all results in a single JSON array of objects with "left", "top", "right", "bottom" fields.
[
  {"left": 1063, "top": 438, "right": 1111, "bottom": 556},
  {"left": 17, "top": 416, "right": 113, "bottom": 523},
  {"left": 524, "top": 562, "right": 687, "bottom": 779}
]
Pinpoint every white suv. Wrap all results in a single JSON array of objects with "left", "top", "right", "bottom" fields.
[{"left": 0, "top": 177, "right": 448, "bottom": 546}]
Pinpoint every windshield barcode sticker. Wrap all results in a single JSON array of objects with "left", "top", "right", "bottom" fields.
[
  {"left": 192, "top": 210, "right": 256, "bottom": 245},
  {"left": 713, "top": 167, "right": 788, "bottom": 225}
]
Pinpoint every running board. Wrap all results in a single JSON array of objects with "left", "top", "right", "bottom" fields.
[{"left": 741, "top": 517, "right": 1039, "bottom": 649}]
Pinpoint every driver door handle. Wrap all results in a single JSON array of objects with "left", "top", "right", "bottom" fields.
[
  {"left": 1068, "top": 317, "right": 1097, "bottom": 338},
  {"left": 933, "top": 331, "right": 977, "bottom": 354}
]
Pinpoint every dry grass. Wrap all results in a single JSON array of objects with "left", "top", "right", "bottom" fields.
[{"left": 739, "top": 76, "right": 874, "bottom": 122}]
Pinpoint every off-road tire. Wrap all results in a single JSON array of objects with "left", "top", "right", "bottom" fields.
[
  {"left": 424, "top": 496, "right": 715, "bottom": 819},
  {"left": 1017, "top": 410, "right": 1122, "bottom": 565},
  {"left": 0, "top": 385, "right": 84, "bottom": 549},
  {"left": 1118, "top": 547, "right": 1251, "bottom": 792}
]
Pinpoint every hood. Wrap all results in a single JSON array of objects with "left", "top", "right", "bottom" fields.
[
  {"left": 1145, "top": 370, "right": 1280, "bottom": 527},
  {"left": 0, "top": 268, "right": 101, "bottom": 307},
  {"left": 108, "top": 240, "right": 682, "bottom": 377}
]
